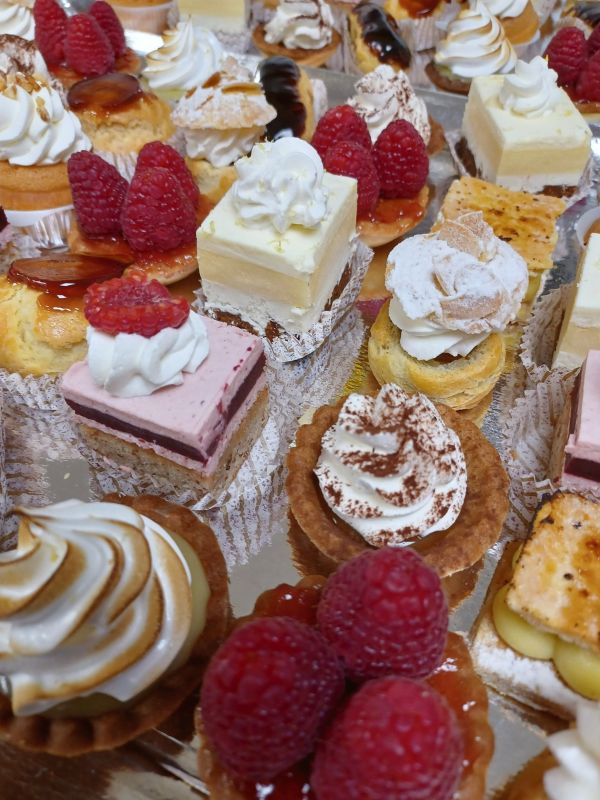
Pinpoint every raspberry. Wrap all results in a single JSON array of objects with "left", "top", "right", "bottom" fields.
[
  {"left": 121, "top": 167, "right": 197, "bottom": 252},
  {"left": 317, "top": 549, "right": 447, "bottom": 682},
  {"left": 33, "top": 0, "right": 67, "bottom": 66},
  {"left": 200, "top": 617, "right": 344, "bottom": 783},
  {"left": 589, "top": 25, "right": 600, "bottom": 58},
  {"left": 545, "top": 27, "right": 587, "bottom": 87},
  {"left": 312, "top": 678, "right": 463, "bottom": 800},
  {"left": 577, "top": 50, "right": 600, "bottom": 101},
  {"left": 324, "top": 142, "right": 380, "bottom": 219},
  {"left": 90, "top": 0, "right": 126, "bottom": 58},
  {"left": 68, "top": 151, "right": 128, "bottom": 238},
  {"left": 136, "top": 142, "right": 200, "bottom": 210},
  {"left": 84, "top": 271, "right": 190, "bottom": 337},
  {"left": 372, "top": 120, "right": 429, "bottom": 198},
  {"left": 311, "top": 105, "right": 372, "bottom": 162},
  {"left": 64, "top": 14, "right": 115, "bottom": 77}
]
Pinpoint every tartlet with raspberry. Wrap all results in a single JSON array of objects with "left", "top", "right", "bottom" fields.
[
  {"left": 195, "top": 549, "right": 494, "bottom": 800},
  {"left": 546, "top": 25, "right": 600, "bottom": 121},
  {"left": 312, "top": 105, "right": 430, "bottom": 248}
]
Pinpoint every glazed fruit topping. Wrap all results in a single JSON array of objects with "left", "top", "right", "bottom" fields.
[
  {"left": 200, "top": 617, "right": 344, "bottom": 783},
  {"left": 64, "top": 13, "right": 115, "bottom": 77},
  {"left": 311, "top": 105, "right": 372, "bottom": 162},
  {"left": 252, "top": 579, "right": 325, "bottom": 626},
  {"left": 545, "top": 27, "right": 587, "bottom": 88},
  {"left": 68, "top": 73, "right": 143, "bottom": 111},
  {"left": 317, "top": 549, "right": 447, "bottom": 681},
  {"left": 372, "top": 119, "right": 429, "bottom": 199},
  {"left": 311, "top": 677, "right": 463, "bottom": 800},
  {"left": 8, "top": 255, "right": 125, "bottom": 296},
  {"left": 89, "top": 0, "right": 127, "bottom": 58},
  {"left": 33, "top": 0, "right": 67, "bottom": 66},
  {"left": 84, "top": 271, "right": 190, "bottom": 337},
  {"left": 324, "top": 141, "right": 380, "bottom": 219},
  {"left": 137, "top": 141, "right": 200, "bottom": 210},
  {"left": 68, "top": 151, "right": 129, "bottom": 239}
]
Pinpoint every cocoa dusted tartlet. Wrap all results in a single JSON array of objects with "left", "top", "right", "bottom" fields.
[{"left": 287, "top": 384, "right": 509, "bottom": 576}]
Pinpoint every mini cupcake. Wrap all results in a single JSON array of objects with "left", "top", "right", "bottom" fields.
[
  {"left": 383, "top": 0, "right": 450, "bottom": 51},
  {"left": 0, "top": 0, "right": 34, "bottom": 37}
]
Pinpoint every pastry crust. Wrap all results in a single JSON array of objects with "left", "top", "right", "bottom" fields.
[
  {"left": 286, "top": 397, "right": 509, "bottom": 577},
  {"left": 252, "top": 24, "right": 342, "bottom": 67},
  {"left": 185, "top": 158, "right": 237, "bottom": 205},
  {"left": 501, "top": 750, "right": 554, "bottom": 800},
  {"left": 425, "top": 60, "right": 470, "bottom": 95},
  {"left": 0, "top": 495, "right": 230, "bottom": 756},
  {"left": 358, "top": 184, "right": 430, "bottom": 249},
  {"left": 368, "top": 300, "right": 506, "bottom": 410},
  {"left": 0, "top": 161, "right": 71, "bottom": 212}
]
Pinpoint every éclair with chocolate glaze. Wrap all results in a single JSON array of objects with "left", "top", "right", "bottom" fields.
[
  {"left": 349, "top": 2, "right": 412, "bottom": 73},
  {"left": 257, "top": 56, "right": 316, "bottom": 141}
]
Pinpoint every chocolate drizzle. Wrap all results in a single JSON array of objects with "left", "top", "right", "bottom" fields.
[
  {"left": 258, "top": 56, "right": 307, "bottom": 140},
  {"left": 352, "top": 2, "right": 411, "bottom": 69}
]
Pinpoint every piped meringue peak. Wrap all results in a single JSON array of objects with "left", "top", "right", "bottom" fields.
[
  {"left": 545, "top": 703, "right": 600, "bottom": 800},
  {"left": 314, "top": 385, "right": 467, "bottom": 547},
  {"left": 144, "top": 20, "right": 224, "bottom": 93},
  {"left": 265, "top": 0, "right": 335, "bottom": 51},
  {"left": 499, "top": 56, "right": 562, "bottom": 117}
]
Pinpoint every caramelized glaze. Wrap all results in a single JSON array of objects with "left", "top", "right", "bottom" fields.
[
  {"left": 353, "top": 2, "right": 411, "bottom": 68},
  {"left": 362, "top": 196, "right": 424, "bottom": 224},
  {"left": 397, "top": 0, "right": 441, "bottom": 18},
  {"left": 68, "top": 73, "right": 144, "bottom": 115},
  {"left": 9, "top": 255, "right": 125, "bottom": 297},
  {"left": 258, "top": 57, "right": 307, "bottom": 140}
]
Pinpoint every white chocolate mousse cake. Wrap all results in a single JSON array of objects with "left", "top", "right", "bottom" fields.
[
  {"left": 197, "top": 137, "right": 357, "bottom": 338},
  {"left": 461, "top": 57, "right": 592, "bottom": 195}
]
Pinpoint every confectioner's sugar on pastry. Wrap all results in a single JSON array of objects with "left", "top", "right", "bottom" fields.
[
  {"left": 264, "top": 0, "right": 334, "bottom": 50},
  {"left": 0, "top": 35, "right": 48, "bottom": 78},
  {"left": 314, "top": 384, "right": 467, "bottom": 546}
]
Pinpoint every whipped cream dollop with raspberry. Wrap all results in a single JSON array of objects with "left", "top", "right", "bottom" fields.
[
  {"left": 499, "top": 56, "right": 562, "bottom": 117},
  {"left": 0, "top": 0, "right": 34, "bottom": 38},
  {"left": 544, "top": 704, "right": 600, "bottom": 800},
  {"left": 385, "top": 212, "right": 528, "bottom": 360},
  {"left": 0, "top": 73, "right": 89, "bottom": 165},
  {"left": 434, "top": 0, "right": 517, "bottom": 79},
  {"left": 482, "top": 0, "right": 529, "bottom": 18},
  {"left": 349, "top": 65, "right": 431, "bottom": 144},
  {"left": 144, "top": 20, "right": 224, "bottom": 93},
  {"left": 232, "top": 137, "right": 329, "bottom": 234},
  {"left": 0, "top": 500, "right": 209, "bottom": 716},
  {"left": 87, "top": 311, "right": 210, "bottom": 399},
  {"left": 265, "top": 0, "right": 334, "bottom": 50},
  {"left": 315, "top": 385, "right": 467, "bottom": 547},
  {"left": 171, "top": 57, "right": 276, "bottom": 167}
]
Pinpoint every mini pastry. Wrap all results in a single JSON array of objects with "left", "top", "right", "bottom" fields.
[
  {"left": 177, "top": 0, "right": 248, "bottom": 33},
  {"left": 546, "top": 26, "right": 600, "bottom": 123},
  {"left": 368, "top": 213, "right": 528, "bottom": 410},
  {"left": 62, "top": 272, "right": 269, "bottom": 496},
  {"left": 196, "top": 549, "right": 494, "bottom": 798},
  {"left": 0, "top": 1, "right": 34, "bottom": 39},
  {"left": 0, "top": 255, "right": 125, "bottom": 376},
  {"left": 253, "top": 0, "right": 342, "bottom": 68},
  {"left": 0, "top": 495, "right": 229, "bottom": 755},
  {"left": 197, "top": 137, "right": 358, "bottom": 340},
  {"left": 460, "top": 57, "right": 591, "bottom": 197},
  {"left": 383, "top": 0, "right": 447, "bottom": 52},
  {"left": 142, "top": 20, "right": 224, "bottom": 103},
  {"left": 473, "top": 492, "right": 600, "bottom": 718},
  {"left": 287, "top": 383, "right": 509, "bottom": 576},
  {"left": 482, "top": 0, "right": 539, "bottom": 44},
  {"left": 554, "top": 233, "right": 600, "bottom": 369},
  {"left": 104, "top": 0, "right": 173, "bottom": 35},
  {"left": 428, "top": 0, "right": 517, "bottom": 95},
  {"left": 171, "top": 58, "right": 277, "bottom": 204},
  {"left": 67, "top": 73, "right": 175, "bottom": 177},
  {"left": 257, "top": 55, "right": 325, "bottom": 141},
  {"left": 349, "top": 1, "right": 412, "bottom": 73}
]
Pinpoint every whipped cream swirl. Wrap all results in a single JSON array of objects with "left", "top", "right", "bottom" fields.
[
  {"left": 265, "top": 0, "right": 334, "bottom": 50},
  {"left": 184, "top": 127, "right": 263, "bottom": 168},
  {"left": 0, "top": 74, "right": 89, "bottom": 166},
  {"left": 0, "top": 0, "right": 34, "bottom": 38},
  {"left": 482, "top": 0, "right": 529, "bottom": 18},
  {"left": 232, "top": 137, "right": 329, "bottom": 234},
  {"left": 349, "top": 65, "right": 430, "bottom": 144},
  {"left": 144, "top": 20, "right": 223, "bottom": 93},
  {"left": 386, "top": 212, "right": 528, "bottom": 360},
  {"left": 0, "top": 500, "right": 209, "bottom": 716},
  {"left": 434, "top": 0, "right": 517, "bottom": 80},
  {"left": 499, "top": 56, "right": 562, "bottom": 117},
  {"left": 87, "top": 311, "right": 210, "bottom": 399},
  {"left": 545, "top": 704, "right": 600, "bottom": 800},
  {"left": 315, "top": 385, "right": 467, "bottom": 546}
]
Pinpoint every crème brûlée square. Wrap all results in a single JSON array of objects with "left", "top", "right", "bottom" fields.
[{"left": 176, "top": 0, "right": 248, "bottom": 31}]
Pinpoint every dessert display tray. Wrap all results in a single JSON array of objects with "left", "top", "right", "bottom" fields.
[{"left": 1, "top": 65, "right": 596, "bottom": 799}]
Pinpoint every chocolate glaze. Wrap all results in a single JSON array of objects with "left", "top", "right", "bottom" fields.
[
  {"left": 353, "top": 2, "right": 411, "bottom": 69},
  {"left": 258, "top": 56, "right": 307, "bottom": 140},
  {"left": 573, "top": 1, "right": 600, "bottom": 26},
  {"left": 68, "top": 73, "right": 144, "bottom": 113},
  {"left": 66, "top": 353, "right": 266, "bottom": 464}
]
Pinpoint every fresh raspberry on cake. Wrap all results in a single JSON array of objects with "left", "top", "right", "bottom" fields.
[
  {"left": 311, "top": 105, "right": 372, "bottom": 162},
  {"left": 372, "top": 120, "right": 429, "bottom": 199},
  {"left": 84, "top": 271, "right": 190, "bottom": 337},
  {"left": 545, "top": 27, "right": 587, "bottom": 87},
  {"left": 136, "top": 142, "right": 200, "bottom": 210},
  {"left": 64, "top": 13, "right": 115, "bottom": 77},
  {"left": 311, "top": 678, "right": 463, "bottom": 800},
  {"left": 90, "top": 0, "right": 127, "bottom": 58},
  {"left": 121, "top": 167, "right": 197, "bottom": 252},
  {"left": 588, "top": 25, "right": 600, "bottom": 58},
  {"left": 577, "top": 50, "right": 600, "bottom": 101},
  {"left": 200, "top": 617, "right": 345, "bottom": 783},
  {"left": 33, "top": 0, "right": 67, "bottom": 65},
  {"left": 68, "top": 151, "right": 128, "bottom": 238},
  {"left": 317, "top": 549, "right": 447, "bottom": 681},
  {"left": 324, "top": 142, "right": 380, "bottom": 218}
]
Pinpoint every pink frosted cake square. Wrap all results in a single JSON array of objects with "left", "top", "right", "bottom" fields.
[{"left": 62, "top": 316, "right": 268, "bottom": 493}]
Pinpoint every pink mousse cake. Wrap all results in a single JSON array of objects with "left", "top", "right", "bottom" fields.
[{"left": 62, "top": 316, "right": 268, "bottom": 493}]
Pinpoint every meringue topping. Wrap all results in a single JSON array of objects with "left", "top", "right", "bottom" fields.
[
  {"left": 499, "top": 56, "right": 562, "bottom": 117},
  {"left": 264, "top": 0, "right": 334, "bottom": 50}
]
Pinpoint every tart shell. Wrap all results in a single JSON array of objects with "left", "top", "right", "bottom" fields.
[
  {"left": 358, "top": 184, "right": 430, "bottom": 249},
  {"left": 252, "top": 24, "right": 342, "bottom": 67}
]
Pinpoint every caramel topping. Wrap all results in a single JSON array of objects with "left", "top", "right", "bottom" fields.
[
  {"left": 9, "top": 255, "right": 126, "bottom": 297},
  {"left": 202, "top": 71, "right": 222, "bottom": 89},
  {"left": 221, "top": 82, "right": 263, "bottom": 95},
  {"left": 68, "top": 73, "right": 144, "bottom": 113}
]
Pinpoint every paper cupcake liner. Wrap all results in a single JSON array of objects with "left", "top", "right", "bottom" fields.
[
  {"left": 4, "top": 206, "right": 73, "bottom": 249},
  {"left": 111, "top": 1, "right": 174, "bottom": 34},
  {"left": 519, "top": 286, "right": 571, "bottom": 384},
  {"left": 0, "top": 229, "right": 40, "bottom": 276},
  {"left": 93, "top": 148, "right": 138, "bottom": 181},
  {"left": 196, "top": 240, "right": 373, "bottom": 363},
  {"left": 397, "top": 15, "right": 443, "bottom": 52},
  {"left": 214, "top": 30, "right": 252, "bottom": 53},
  {"left": 0, "top": 370, "right": 63, "bottom": 411}
]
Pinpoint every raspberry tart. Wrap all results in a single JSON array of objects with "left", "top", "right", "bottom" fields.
[
  {"left": 546, "top": 26, "right": 600, "bottom": 122},
  {"left": 195, "top": 549, "right": 494, "bottom": 800}
]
